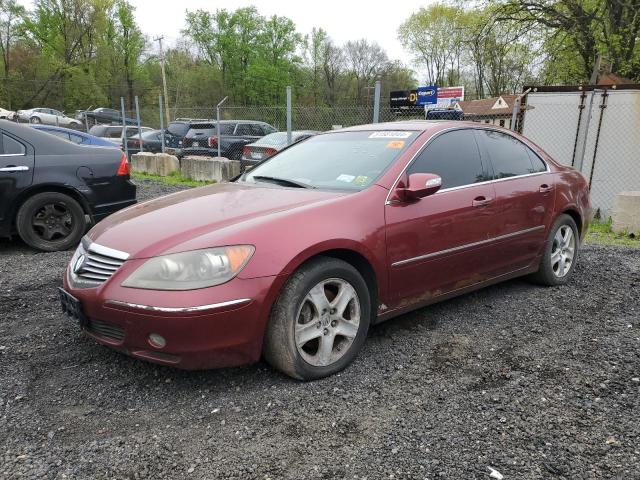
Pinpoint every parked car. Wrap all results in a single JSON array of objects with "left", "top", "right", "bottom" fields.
[
  {"left": 14, "top": 108, "right": 82, "bottom": 128},
  {"left": 0, "top": 120, "right": 136, "bottom": 251},
  {"left": 127, "top": 129, "right": 164, "bottom": 154},
  {"left": 180, "top": 120, "right": 278, "bottom": 159},
  {"left": 31, "top": 124, "right": 120, "bottom": 147},
  {"left": 163, "top": 120, "right": 192, "bottom": 155},
  {"left": 241, "top": 130, "right": 318, "bottom": 168},
  {"left": 88, "top": 125, "right": 153, "bottom": 150},
  {"left": 60, "top": 121, "right": 590, "bottom": 380},
  {"left": 0, "top": 107, "right": 16, "bottom": 120},
  {"left": 76, "top": 107, "right": 137, "bottom": 126}
]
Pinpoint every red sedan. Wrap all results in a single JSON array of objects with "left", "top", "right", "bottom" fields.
[{"left": 60, "top": 121, "right": 591, "bottom": 380}]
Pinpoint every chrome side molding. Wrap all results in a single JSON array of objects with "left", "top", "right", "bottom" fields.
[{"left": 392, "top": 225, "right": 545, "bottom": 267}]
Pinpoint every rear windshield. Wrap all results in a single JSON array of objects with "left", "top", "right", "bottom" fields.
[
  {"left": 256, "top": 132, "right": 289, "bottom": 146},
  {"left": 244, "top": 130, "right": 419, "bottom": 191},
  {"left": 167, "top": 122, "right": 189, "bottom": 137}
]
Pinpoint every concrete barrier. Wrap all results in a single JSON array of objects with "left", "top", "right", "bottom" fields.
[
  {"left": 131, "top": 152, "right": 179, "bottom": 176},
  {"left": 181, "top": 156, "right": 240, "bottom": 182},
  {"left": 612, "top": 191, "right": 640, "bottom": 234}
]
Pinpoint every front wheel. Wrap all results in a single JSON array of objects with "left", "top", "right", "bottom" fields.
[
  {"left": 264, "top": 257, "right": 371, "bottom": 380},
  {"left": 530, "top": 214, "right": 579, "bottom": 286},
  {"left": 16, "top": 192, "right": 86, "bottom": 251},
  {"left": 30, "top": 116, "right": 41, "bottom": 124}
]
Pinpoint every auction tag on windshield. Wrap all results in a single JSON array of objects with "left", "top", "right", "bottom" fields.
[
  {"left": 369, "top": 131, "right": 412, "bottom": 139},
  {"left": 336, "top": 174, "right": 356, "bottom": 182},
  {"left": 386, "top": 140, "right": 405, "bottom": 149}
]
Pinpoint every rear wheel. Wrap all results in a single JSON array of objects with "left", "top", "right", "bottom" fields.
[
  {"left": 264, "top": 257, "right": 371, "bottom": 380},
  {"left": 16, "top": 192, "right": 85, "bottom": 252},
  {"left": 530, "top": 214, "right": 579, "bottom": 286}
]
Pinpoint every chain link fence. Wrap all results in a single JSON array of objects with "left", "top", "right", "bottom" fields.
[{"left": 5, "top": 84, "right": 637, "bottom": 216}]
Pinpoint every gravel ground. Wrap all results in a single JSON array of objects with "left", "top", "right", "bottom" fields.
[{"left": 1, "top": 180, "right": 639, "bottom": 479}]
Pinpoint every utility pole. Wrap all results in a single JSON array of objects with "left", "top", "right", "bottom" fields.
[{"left": 155, "top": 36, "right": 170, "bottom": 125}]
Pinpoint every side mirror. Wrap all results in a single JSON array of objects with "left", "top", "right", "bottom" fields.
[{"left": 400, "top": 173, "right": 442, "bottom": 200}]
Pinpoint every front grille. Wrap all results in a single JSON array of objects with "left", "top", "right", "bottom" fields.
[
  {"left": 79, "top": 249, "right": 125, "bottom": 283},
  {"left": 70, "top": 238, "right": 129, "bottom": 288},
  {"left": 86, "top": 318, "right": 125, "bottom": 342}
]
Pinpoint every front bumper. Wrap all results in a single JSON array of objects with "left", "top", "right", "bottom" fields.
[{"left": 62, "top": 264, "right": 282, "bottom": 370}]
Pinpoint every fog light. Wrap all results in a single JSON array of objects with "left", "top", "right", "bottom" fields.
[{"left": 148, "top": 333, "right": 166, "bottom": 349}]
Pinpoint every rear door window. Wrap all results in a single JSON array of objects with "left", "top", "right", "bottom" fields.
[
  {"left": 249, "top": 124, "right": 264, "bottom": 136},
  {"left": 477, "top": 130, "right": 537, "bottom": 178},
  {"left": 235, "top": 124, "right": 252, "bottom": 136},
  {"left": 408, "top": 129, "right": 489, "bottom": 189}
]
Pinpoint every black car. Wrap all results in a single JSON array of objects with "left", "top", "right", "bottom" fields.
[
  {"left": 0, "top": 120, "right": 136, "bottom": 251},
  {"left": 127, "top": 129, "right": 164, "bottom": 154},
  {"left": 163, "top": 120, "right": 192, "bottom": 155},
  {"left": 180, "top": 120, "right": 278, "bottom": 159},
  {"left": 76, "top": 107, "right": 137, "bottom": 126}
]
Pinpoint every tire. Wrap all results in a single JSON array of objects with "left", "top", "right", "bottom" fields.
[
  {"left": 30, "top": 116, "right": 41, "bottom": 124},
  {"left": 16, "top": 192, "right": 86, "bottom": 252},
  {"left": 529, "top": 214, "right": 579, "bottom": 286},
  {"left": 264, "top": 256, "right": 371, "bottom": 380}
]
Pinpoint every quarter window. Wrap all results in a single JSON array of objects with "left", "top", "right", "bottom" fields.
[
  {"left": 478, "top": 130, "right": 537, "bottom": 178},
  {"left": 527, "top": 149, "right": 548, "bottom": 173},
  {"left": 1, "top": 134, "right": 26, "bottom": 155},
  {"left": 408, "top": 129, "right": 488, "bottom": 189}
]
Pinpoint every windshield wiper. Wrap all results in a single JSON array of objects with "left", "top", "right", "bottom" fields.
[{"left": 251, "top": 175, "right": 315, "bottom": 189}]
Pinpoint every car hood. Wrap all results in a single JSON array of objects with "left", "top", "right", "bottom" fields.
[{"left": 87, "top": 182, "right": 347, "bottom": 258}]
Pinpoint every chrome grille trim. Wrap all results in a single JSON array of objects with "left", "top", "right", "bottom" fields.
[{"left": 70, "top": 238, "right": 129, "bottom": 288}]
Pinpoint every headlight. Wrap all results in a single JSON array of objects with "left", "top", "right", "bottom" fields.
[{"left": 122, "top": 245, "right": 254, "bottom": 290}]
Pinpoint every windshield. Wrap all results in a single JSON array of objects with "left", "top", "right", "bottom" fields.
[{"left": 243, "top": 130, "right": 419, "bottom": 190}]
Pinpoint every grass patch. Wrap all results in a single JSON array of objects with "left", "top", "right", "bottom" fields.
[
  {"left": 587, "top": 218, "right": 639, "bottom": 247},
  {"left": 132, "top": 171, "right": 215, "bottom": 188}
]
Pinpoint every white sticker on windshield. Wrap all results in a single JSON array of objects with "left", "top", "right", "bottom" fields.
[
  {"left": 369, "top": 131, "right": 412, "bottom": 139},
  {"left": 336, "top": 174, "right": 356, "bottom": 182}
]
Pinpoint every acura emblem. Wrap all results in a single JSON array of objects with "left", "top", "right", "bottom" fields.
[{"left": 73, "top": 254, "right": 86, "bottom": 274}]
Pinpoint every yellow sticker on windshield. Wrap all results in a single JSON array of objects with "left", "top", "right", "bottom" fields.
[
  {"left": 353, "top": 175, "right": 369, "bottom": 185},
  {"left": 386, "top": 140, "right": 405, "bottom": 149}
]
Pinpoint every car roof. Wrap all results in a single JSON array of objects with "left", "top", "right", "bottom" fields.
[
  {"left": 338, "top": 120, "right": 456, "bottom": 132},
  {"left": 32, "top": 125, "right": 89, "bottom": 136}
]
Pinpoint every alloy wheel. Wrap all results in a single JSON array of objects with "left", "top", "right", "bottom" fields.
[
  {"left": 295, "top": 278, "right": 361, "bottom": 367},
  {"left": 550, "top": 225, "right": 575, "bottom": 278},
  {"left": 31, "top": 203, "right": 74, "bottom": 241}
]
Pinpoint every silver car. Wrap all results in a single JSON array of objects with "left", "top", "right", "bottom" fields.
[
  {"left": 241, "top": 130, "right": 318, "bottom": 168},
  {"left": 14, "top": 108, "right": 82, "bottom": 128}
]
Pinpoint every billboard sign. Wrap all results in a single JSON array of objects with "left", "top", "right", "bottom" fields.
[
  {"left": 415, "top": 86, "right": 438, "bottom": 106},
  {"left": 391, "top": 87, "right": 438, "bottom": 108},
  {"left": 433, "top": 86, "right": 465, "bottom": 109}
]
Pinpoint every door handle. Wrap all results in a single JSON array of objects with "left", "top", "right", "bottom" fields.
[
  {"left": 539, "top": 184, "right": 553, "bottom": 193},
  {"left": 0, "top": 166, "right": 29, "bottom": 172},
  {"left": 472, "top": 196, "right": 493, "bottom": 207}
]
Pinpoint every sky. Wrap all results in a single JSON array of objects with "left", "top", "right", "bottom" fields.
[{"left": 18, "top": 0, "right": 434, "bottom": 78}]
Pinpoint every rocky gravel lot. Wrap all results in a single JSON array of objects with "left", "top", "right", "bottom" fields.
[{"left": 1, "top": 179, "right": 639, "bottom": 479}]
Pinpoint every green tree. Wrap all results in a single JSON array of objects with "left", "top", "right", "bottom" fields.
[{"left": 0, "top": 0, "right": 25, "bottom": 107}]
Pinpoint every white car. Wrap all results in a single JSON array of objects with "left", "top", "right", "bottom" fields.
[
  {"left": 14, "top": 107, "right": 82, "bottom": 128},
  {"left": 0, "top": 107, "right": 15, "bottom": 120}
]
